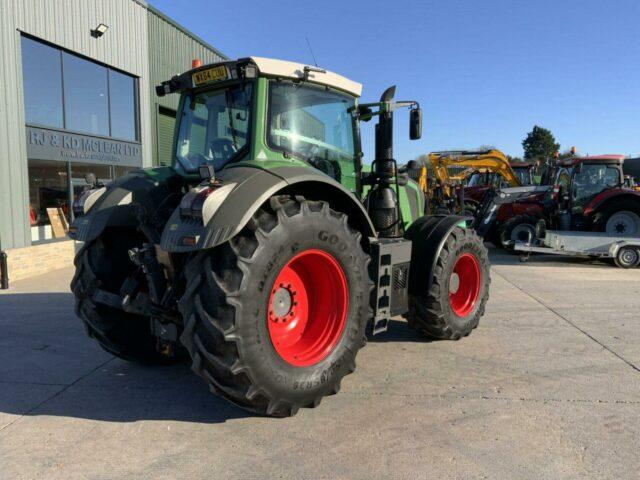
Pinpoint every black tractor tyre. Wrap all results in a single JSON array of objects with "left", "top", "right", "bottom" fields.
[
  {"left": 591, "top": 198, "right": 640, "bottom": 236},
  {"left": 71, "top": 232, "right": 175, "bottom": 364},
  {"left": 460, "top": 202, "right": 478, "bottom": 217},
  {"left": 178, "top": 196, "right": 372, "bottom": 417},
  {"left": 404, "top": 227, "right": 490, "bottom": 340},
  {"left": 497, "top": 214, "right": 540, "bottom": 251}
]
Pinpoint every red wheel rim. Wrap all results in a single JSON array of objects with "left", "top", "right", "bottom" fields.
[
  {"left": 267, "top": 249, "right": 348, "bottom": 367},
  {"left": 448, "top": 253, "right": 481, "bottom": 317}
]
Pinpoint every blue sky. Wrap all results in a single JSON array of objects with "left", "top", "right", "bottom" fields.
[{"left": 150, "top": 0, "right": 640, "bottom": 162}]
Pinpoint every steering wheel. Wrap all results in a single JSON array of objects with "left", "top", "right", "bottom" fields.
[{"left": 209, "top": 138, "right": 237, "bottom": 163}]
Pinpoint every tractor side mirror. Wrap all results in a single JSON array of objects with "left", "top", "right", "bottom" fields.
[{"left": 409, "top": 108, "right": 422, "bottom": 140}]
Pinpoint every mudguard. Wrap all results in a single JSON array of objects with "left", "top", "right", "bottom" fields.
[
  {"left": 583, "top": 190, "right": 640, "bottom": 217},
  {"left": 404, "top": 214, "right": 468, "bottom": 293},
  {"left": 69, "top": 167, "right": 182, "bottom": 243},
  {"left": 160, "top": 166, "right": 377, "bottom": 252}
]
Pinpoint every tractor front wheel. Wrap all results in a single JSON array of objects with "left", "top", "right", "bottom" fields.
[
  {"left": 179, "top": 196, "right": 371, "bottom": 417},
  {"left": 497, "top": 214, "right": 539, "bottom": 251},
  {"left": 405, "top": 227, "right": 490, "bottom": 340}
]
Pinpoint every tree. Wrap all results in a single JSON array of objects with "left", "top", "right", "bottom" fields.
[
  {"left": 522, "top": 125, "right": 560, "bottom": 160},
  {"left": 506, "top": 154, "right": 524, "bottom": 163},
  {"left": 477, "top": 144, "right": 496, "bottom": 151}
]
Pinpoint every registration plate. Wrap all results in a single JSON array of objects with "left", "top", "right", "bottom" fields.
[{"left": 192, "top": 66, "right": 227, "bottom": 86}]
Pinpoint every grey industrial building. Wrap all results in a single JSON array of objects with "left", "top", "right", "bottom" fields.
[{"left": 0, "top": 0, "right": 225, "bottom": 280}]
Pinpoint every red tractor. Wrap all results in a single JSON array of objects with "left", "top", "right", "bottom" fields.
[{"left": 477, "top": 155, "right": 640, "bottom": 249}]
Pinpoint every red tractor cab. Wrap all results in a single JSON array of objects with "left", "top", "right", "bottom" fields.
[{"left": 476, "top": 155, "right": 640, "bottom": 249}]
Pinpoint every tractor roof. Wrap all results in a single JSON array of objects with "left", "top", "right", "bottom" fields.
[
  {"left": 560, "top": 155, "right": 625, "bottom": 166},
  {"left": 249, "top": 57, "right": 362, "bottom": 97},
  {"left": 156, "top": 57, "right": 362, "bottom": 98},
  {"left": 510, "top": 161, "right": 535, "bottom": 168}
]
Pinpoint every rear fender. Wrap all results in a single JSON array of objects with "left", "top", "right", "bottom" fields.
[
  {"left": 404, "top": 215, "right": 468, "bottom": 293},
  {"left": 70, "top": 168, "right": 182, "bottom": 243},
  {"left": 584, "top": 190, "right": 640, "bottom": 217},
  {"left": 160, "top": 166, "right": 376, "bottom": 252}
]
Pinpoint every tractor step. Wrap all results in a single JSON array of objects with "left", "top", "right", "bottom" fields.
[{"left": 370, "top": 237, "right": 412, "bottom": 334}]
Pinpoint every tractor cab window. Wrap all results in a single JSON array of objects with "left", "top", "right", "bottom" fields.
[
  {"left": 572, "top": 163, "right": 620, "bottom": 207},
  {"left": 175, "top": 83, "right": 252, "bottom": 172},
  {"left": 555, "top": 167, "right": 571, "bottom": 188},
  {"left": 267, "top": 82, "right": 355, "bottom": 177},
  {"left": 466, "top": 172, "right": 485, "bottom": 187},
  {"left": 513, "top": 167, "right": 533, "bottom": 186}
]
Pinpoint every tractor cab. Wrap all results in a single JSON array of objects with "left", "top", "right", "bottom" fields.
[
  {"left": 511, "top": 162, "right": 535, "bottom": 186},
  {"left": 157, "top": 57, "right": 364, "bottom": 189},
  {"left": 555, "top": 156, "right": 625, "bottom": 222}
]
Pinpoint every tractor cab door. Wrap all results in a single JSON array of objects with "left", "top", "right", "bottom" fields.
[
  {"left": 570, "top": 163, "right": 621, "bottom": 216},
  {"left": 266, "top": 81, "right": 358, "bottom": 191}
]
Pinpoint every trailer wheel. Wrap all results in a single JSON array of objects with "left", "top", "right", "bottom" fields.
[
  {"left": 614, "top": 246, "right": 640, "bottom": 269},
  {"left": 179, "top": 196, "right": 371, "bottom": 417},
  {"left": 70, "top": 232, "right": 174, "bottom": 364},
  {"left": 405, "top": 227, "right": 490, "bottom": 340}
]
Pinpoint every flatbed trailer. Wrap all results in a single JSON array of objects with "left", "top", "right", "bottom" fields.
[{"left": 514, "top": 230, "right": 640, "bottom": 268}]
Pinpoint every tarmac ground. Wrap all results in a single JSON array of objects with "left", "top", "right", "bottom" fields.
[{"left": 1, "top": 247, "right": 639, "bottom": 479}]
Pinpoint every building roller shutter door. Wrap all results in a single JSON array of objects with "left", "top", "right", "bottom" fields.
[{"left": 157, "top": 108, "right": 176, "bottom": 166}]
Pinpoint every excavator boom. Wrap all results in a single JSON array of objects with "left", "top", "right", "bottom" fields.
[{"left": 428, "top": 149, "right": 522, "bottom": 188}]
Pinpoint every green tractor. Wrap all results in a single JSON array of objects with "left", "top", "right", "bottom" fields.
[{"left": 69, "top": 57, "right": 490, "bottom": 417}]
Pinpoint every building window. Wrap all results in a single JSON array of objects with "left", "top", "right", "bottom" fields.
[
  {"left": 114, "top": 165, "right": 137, "bottom": 178},
  {"left": 28, "top": 160, "right": 70, "bottom": 241},
  {"left": 109, "top": 70, "right": 137, "bottom": 141},
  {"left": 62, "top": 53, "right": 110, "bottom": 136},
  {"left": 26, "top": 160, "right": 139, "bottom": 244},
  {"left": 20, "top": 34, "right": 139, "bottom": 141},
  {"left": 70, "top": 164, "right": 112, "bottom": 206},
  {"left": 21, "top": 36, "right": 64, "bottom": 128}
]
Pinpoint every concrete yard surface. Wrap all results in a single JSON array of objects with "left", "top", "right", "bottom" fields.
[{"left": 1, "top": 248, "right": 639, "bottom": 479}]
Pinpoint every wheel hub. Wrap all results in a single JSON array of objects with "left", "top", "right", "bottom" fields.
[
  {"left": 621, "top": 249, "right": 638, "bottom": 265},
  {"left": 448, "top": 253, "right": 481, "bottom": 317},
  {"left": 449, "top": 273, "right": 460, "bottom": 294},
  {"left": 270, "top": 286, "right": 294, "bottom": 320},
  {"left": 606, "top": 211, "right": 640, "bottom": 236},
  {"left": 266, "top": 249, "right": 348, "bottom": 367}
]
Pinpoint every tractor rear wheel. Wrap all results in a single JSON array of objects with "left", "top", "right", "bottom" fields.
[
  {"left": 179, "top": 196, "right": 371, "bottom": 417},
  {"left": 592, "top": 199, "right": 640, "bottom": 236},
  {"left": 71, "top": 232, "right": 173, "bottom": 364},
  {"left": 405, "top": 227, "right": 490, "bottom": 340}
]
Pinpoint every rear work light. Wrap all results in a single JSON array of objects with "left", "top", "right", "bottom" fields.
[
  {"left": 179, "top": 185, "right": 214, "bottom": 218},
  {"left": 179, "top": 182, "right": 236, "bottom": 222}
]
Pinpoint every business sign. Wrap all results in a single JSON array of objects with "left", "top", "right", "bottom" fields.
[{"left": 26, "top": 126, "right": 142, "bottom": 167}]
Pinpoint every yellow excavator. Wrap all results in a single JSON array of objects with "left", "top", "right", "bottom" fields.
[{"left": 408, "top": 149, "right": 533, "bottom": 215}]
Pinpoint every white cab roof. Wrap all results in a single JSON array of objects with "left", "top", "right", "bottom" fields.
[{"left": 250, "top": 56, "right": 362, "bottom": 97}]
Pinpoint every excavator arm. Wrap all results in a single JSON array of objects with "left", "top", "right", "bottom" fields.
[{"left": 428, "top": 149, "right": 522, "bottom": 188}]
